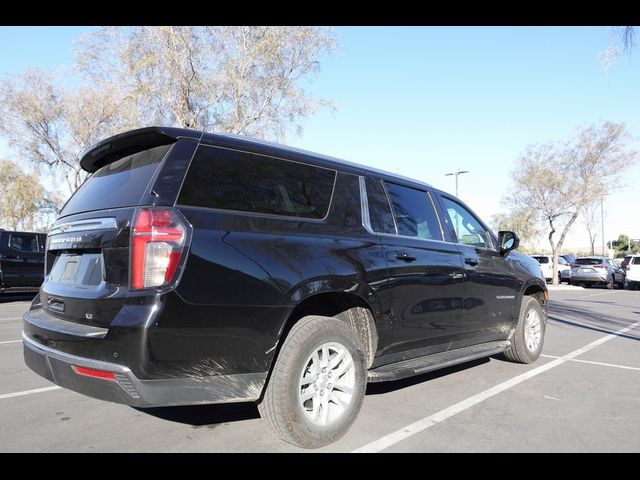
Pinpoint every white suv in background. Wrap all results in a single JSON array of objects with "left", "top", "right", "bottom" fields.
[
  {"left": 532, "top": 255, "right": 571, "bottom": 283},
  {"left": 625, "top": 255, "right": 640, "bottom": 290}
]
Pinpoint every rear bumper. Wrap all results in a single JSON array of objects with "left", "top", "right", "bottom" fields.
[
  {"left": 23, "top": 331, "right": 266, "bottom": 408},
  {"left": 570, "top": 273, "right": 608, "bottom": 283}
]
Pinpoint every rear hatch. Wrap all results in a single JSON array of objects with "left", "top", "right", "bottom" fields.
[
  {"left": 572, "top": 258, "right": 605, "bottom": 275},
  {"left": 39, "top": 128, "right": 198, "bottom": 329}
]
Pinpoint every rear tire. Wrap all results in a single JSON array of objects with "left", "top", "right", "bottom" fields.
[
  {"left": 503, "top": 296, "right": 545, "bottom": 364},
  {"left": 258, "top": 315, "right": 367, "bottom": 449},
  {"left": 606, "top": 275, "right": 614, "bottom": 289}
]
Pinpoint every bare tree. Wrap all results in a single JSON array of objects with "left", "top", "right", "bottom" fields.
[
  {"left": 0, "top": 69, "right": 129, "bottom": 197},
  {"left": 74, "top": 26, "right": 337, "bottom": 140},
  {"left": 600, "top": 26, "right": 637, "bottom": 73},
  {"left": 0, "top": 27, "right": 337, "bottom": 204},
  {"left": 490, "top": 207, "right": 541, "bottom": 253},
  {"left": 511, "top": 122, "right": 637, "bottom": 285},
  {"left": 0, "top": 160, "right": 61, "bottom": 231},
  {"left": 581, "top": 201, "right": 600, "bottom": 255}
]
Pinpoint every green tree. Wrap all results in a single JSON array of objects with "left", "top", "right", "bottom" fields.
[
  {"left": 489, "top": 207, "right": 541, "bottom": 253},
  {"left": 612, "top": 234, "right": 640, "bottom": 256}
]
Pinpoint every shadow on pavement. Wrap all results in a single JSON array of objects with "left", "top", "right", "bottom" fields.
[
  {"left": 548, "top": 301, "right": 640, "bottom": 341},
  {"left": 0, "top": 293, "right": 36, "bottom": 304},
  {"left": 134, "top": 402, "right": 260, "bottom": 426}
]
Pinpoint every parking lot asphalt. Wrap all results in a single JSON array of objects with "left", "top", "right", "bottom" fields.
[{"left": 1, "top": 287, "right": 639, "bottom": 452}]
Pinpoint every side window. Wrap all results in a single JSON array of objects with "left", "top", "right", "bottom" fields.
[
  {"left": 365, "top": 178, "right": 396, "bottom": 234},
  {"left": 384, "top": 183, "right": 442, "bottom": 241},
  {"left": 9, "top": 233, "right": 38, "bottom": 252},
  {"left": 440, "top": 196, "right": 493, "bottom": 249},
  {"left": 178, "top": 146, "right": 336, "bottom": 219}
]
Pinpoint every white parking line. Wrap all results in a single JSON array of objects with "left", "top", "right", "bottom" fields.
[
  {"left": 0, "top": 317, "right": 23, "bottom": 321},
  {"left": 0, "top": 386, "right": 61, "bottom": 401},
  {"left": 580, "top": 291, "right": 624, "bottom": 299},
  {"left": 541, "top": 354, "right": 640, "bottom": 372},
  {"left": 352, "top": 319, "right": 640, "bottom": 453},
  {"left": 0, "top": 340, "right": 21, "bottom": 345}
]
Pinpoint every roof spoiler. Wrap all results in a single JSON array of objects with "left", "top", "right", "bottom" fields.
[{"left": 80, "top": 126, "right": 202, "bottom": 173}]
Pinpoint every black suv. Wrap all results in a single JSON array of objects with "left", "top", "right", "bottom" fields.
[
  {"left": 23, "top": 127, "right": 547, "bottom": 448},
  {"left": 0, "top": 229, "right": 46, "bottom": 293}
]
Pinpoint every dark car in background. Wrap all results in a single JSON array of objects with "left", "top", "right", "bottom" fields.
[
  {"left": 22, "top": 126, "right": 548, "bottom": 448},
  {"left": 0, "top": 229, "right": 46, "bottom": 293},
  {"left": 570, "top": 256, "right": 625, "bottom": 289}
]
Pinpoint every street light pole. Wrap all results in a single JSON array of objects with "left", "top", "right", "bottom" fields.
[
  {"left": 601, "top": 195, "right": 605, "bottom": 257},
  {"left": 445, "top": 170, "right": 469, "bottom": 197}
]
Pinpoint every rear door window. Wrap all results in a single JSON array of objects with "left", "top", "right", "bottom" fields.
[
  {"left": 633, "top": 257, "right": 640, "bottom": 265},
  {"left": 532, "top": 256, "right": 549, "bottom": 264},
  {"left": 9, "top": 233, "right": 38, "bottom": 252},
  {"left": 61, "top": 144, "right": 173, "bottom": 216},
  {"left": 383, "top": 183, "right": 442, "bottom": 240},
  {"left": 178, "top": 146, "right": 336, "bottom": 220}
]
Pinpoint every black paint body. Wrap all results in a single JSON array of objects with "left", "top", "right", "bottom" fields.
[
  {"left": 23, "top": 127, "right": 547, "bottom": 407},
  {"left": 0, "top": 230, "right": 46, "bottom": 292}
]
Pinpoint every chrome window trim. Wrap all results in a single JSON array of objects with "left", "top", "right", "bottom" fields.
[
  {"left": 427, "top": 191, "right": 446, "bottom": 242},
  {"left": 358, "top": 176, "right": 375, "bottom": 234},
  {"left": 381, "top": 180, "right": 399, "bottom": 235},
  {"left": 49, "top": 217, "right": 118, "bottom": 236}
]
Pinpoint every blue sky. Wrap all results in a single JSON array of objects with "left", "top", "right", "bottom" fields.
[{"left": 1, "top": 26, "right": 638, "bottom": 251}]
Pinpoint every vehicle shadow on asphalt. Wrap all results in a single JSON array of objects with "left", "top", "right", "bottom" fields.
[
  {"left": 366, "top": 358, "right": 490, "bottom": 395},
  {"left": 549, "top": 303, "right": 640, "bottom": 341},
  {"left": 134, "top": 402, "right": 260, "bottom": 426},
  {"left": 136, "top": 359, "right": 494, "bottom": 426},
  {"left": 0, "top": 293, "right": 36, "bottom": 303}
]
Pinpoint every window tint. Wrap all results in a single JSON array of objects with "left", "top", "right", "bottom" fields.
[
  {"left": 9, "top": 233, "right": 38, "bottom": 252},
  {"left": 532, "top": 256, "right": 549, "bottom": 264},
  {"left": 61, "top": 144, "right": 172, "bottom": 216},
  {"left": 178, "top": 146, "right": 336, "bottom": 219},
  {"left": 575, "top": 258, "right": 603, "bottom": 265},
  {"left": 633, "top": 257, "right": 640, "bottom": 265},
  {"left": 365, "top": 178, "right": 395, "bottom": 234},
  {"left": 440, "top": 196, "right": 493, "bottom": 248},
  {"left": 384, "top": 183, "right": 442, "bottom": 240}
]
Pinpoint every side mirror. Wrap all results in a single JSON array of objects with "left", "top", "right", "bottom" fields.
[{"left": 498, "top": 230, "right": 520, "bottom": 256}]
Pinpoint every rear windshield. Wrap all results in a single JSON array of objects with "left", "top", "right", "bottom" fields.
[
  {"left": 532, "top": 256, "right": 549, "bottom": 264},
  {"left": 61, "top": 144, "right": 173, "bottom": 216},
  {"left": 575, "top": 258, "right": 603, "bottom": 265}
]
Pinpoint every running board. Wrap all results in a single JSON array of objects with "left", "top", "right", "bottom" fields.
[{"left": 367, "top": 341, "right": 509, "bottom": 383}]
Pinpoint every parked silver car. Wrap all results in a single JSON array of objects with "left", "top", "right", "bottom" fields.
[{"left": 570, "top": 256, "right": 625, "bottom": 289}]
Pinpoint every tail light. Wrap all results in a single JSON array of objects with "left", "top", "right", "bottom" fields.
[
  {"left": 131, "top": 207, "right": 189, "bottom": 290},
  {"left": 593, "top": 265, "right": 606, "bottom": 269}
]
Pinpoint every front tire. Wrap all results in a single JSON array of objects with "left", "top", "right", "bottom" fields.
[
  {"left": 258, "top": 315, "right": 367, "bottom": 449},
  {"left": 503, "top": 296, "right": 546, "bottom": 364}
]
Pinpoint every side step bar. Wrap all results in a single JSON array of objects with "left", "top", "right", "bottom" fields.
[{"left": 367, "top": 341, "right": 509, "bottom": 383}]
